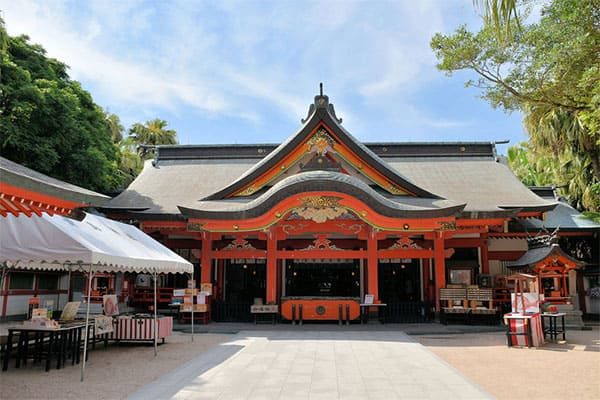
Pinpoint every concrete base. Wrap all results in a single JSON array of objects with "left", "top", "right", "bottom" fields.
[{"left": 555, "top": 304, "right": 585, "bottom": 328}]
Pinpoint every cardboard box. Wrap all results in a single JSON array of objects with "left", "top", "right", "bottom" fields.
[
  {"left": 194, "top": 304, "right": 208, "bottom": 312},
  {"left": 180, "top": 304, "right": 208, "bottom": 312},
  {"left": 180, "top": 304, "right": 192, "bottom": 312}
]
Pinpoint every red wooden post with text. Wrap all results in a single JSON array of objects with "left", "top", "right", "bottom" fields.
[
  {"left": 422, "top": 259, "right": 430, "bottom": 301},
  {"left": 367, "top": 228, "right": 379, "bottom": 302},
  {"left": 201, "top": 232, "right": 213, "bottom": 285},
  {"left": 480, "top": 233, "right": 489, "bottom": 274},
  {"left": 434, "top": 232, "right": 446, "bottom": 312},
  {"left": 266, "top": 230, "right": 277, "bottom": 303}
]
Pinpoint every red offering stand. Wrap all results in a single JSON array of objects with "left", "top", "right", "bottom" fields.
[
  {"left": 110, "top": 316, "right": 173, "bottom": 343},
  {"left": 504, "top": 274, "right": 544, "bottom": 347}
]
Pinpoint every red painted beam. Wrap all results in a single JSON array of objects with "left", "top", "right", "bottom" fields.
[
  {"left": 378, "top": 249, "right": 434, "bottom": 259},
  {"left": 488, "top": 251, "right": 525, "bottom": 261},
  {"left": 445, "top": 238, "right": 485, "bottom": 248},
  {"left": 276, "top": 249, "right": 367, "bottom": 259},
  {"left": 211, "top": 250, "right": 268, "bottom": 259},
  {"left": 0, "top": 182, "right": 82, "bottom": 211},
  {"left": 0, "top": 198, "right": 19, "bottom": 216}
]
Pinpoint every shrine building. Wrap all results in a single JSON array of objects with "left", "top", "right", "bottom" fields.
[{"left": 105, "top": 89, "right": 591, "bottom": 323}]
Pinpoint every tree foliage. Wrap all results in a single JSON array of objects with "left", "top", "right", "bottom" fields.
[
  {"left": 0, "top": 21, "right": 121, "bottom": 193},
  {"left": 432, "top": 0, "right": 600, "bottom": 211},
  {"left": 0, "top": 20, "right": 179, "bottom": 193}
]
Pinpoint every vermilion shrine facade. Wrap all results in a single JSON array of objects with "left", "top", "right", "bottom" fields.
[{"left": 107, "top": 89, "right": 564, "bottom": 322}]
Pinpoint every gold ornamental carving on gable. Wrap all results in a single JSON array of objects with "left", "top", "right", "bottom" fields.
[
  {"left": 387, "top": 236, "right": 422, "bottom": 250},
  {"left": 187, "top": 222, "right": 205, "bottom": 232},
  {"left": 301, "top": 236, "right": 343, "bottom": 251},
  {"left": 306, "top": 128, "right": 335, "bottom": 156},
  {"left": 387, "top": 184, "right": 407, "bottom": 195},
  {"left": 295, "top": 195, "right": 346, "bottom": 223},
  {"left": 438, "top": 221, "right": 457, "bottom": 231},
  {"left": 236, "top": 185, "right": 258, "bottom": 196},
  {"left": 223, "top": 238, "right": 256, "bottom": 251}
]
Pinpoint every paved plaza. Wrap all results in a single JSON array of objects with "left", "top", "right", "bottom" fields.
[{"left": 129, "top": 330, "right": 491, "bottom": 400}]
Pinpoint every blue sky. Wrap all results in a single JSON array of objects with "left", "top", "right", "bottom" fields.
[{"left": 2, "top": 1, "right": 530, "bottom": 154}]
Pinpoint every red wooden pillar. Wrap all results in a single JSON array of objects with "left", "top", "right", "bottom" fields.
[
  {"left": 266, "top": 230, "right": 277, "bottom": 304},
  {"left": 216, "top": 259, "right": 225, "bottom": 301},
  {"left": 480, "top": 233, "right": 489, "bottom": 274},
  {"left": 422, "top": 258, "right": 430, "bottom": 301},
  {"left": 577, "top": 271, "right": 586, "bottom": 314},
  {"left": 434, "top": 232, "right": 446, "bottom": 312},
  {"left": 367, "top": 228, "right": 379, "bottom": 302},
  {"left": 201, "top": 232, "right": 212, "bottom": 285}
]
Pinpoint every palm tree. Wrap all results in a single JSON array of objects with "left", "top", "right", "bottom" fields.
[
  {"left": 105, "top": 112, "right": 124, "bottom": 143},
  {"left": 474, "top": 0, "right": 521, "bottom": 42},
  {"left": 523, "top": 104, "right": 600, "bottom": 181},
  {"left": 128, "top": 119, "right": 178, "bottom": 158}
]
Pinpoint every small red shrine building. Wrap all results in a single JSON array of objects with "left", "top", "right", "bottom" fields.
[
  {"left": 509, "top": 240, "right": 583, "bottom": 303},
  {"left": 106, "top": 90, "right": 565, "bottom": 322}
]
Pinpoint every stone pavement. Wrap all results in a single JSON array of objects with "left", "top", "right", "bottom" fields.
[{"left": 129, "top": 330, "right": 492, "bottom": 400}]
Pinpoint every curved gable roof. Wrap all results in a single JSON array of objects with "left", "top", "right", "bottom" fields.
[
  {"left": 202, "top": 92, "right": 439, "bottom": 200},
  {"left": 180, "top": 170, "right": 464, "bottom": 220}
]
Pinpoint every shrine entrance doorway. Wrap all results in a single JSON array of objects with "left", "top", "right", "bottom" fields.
[
  {"left": 214, "top": 260, "right": 266, "bottom": 322},
  {"left": 284, "top": 260, "right": 361, "bottom": 298},
  {"left": 378, "top": 259, "right": 421, "bottom": 303},
  {"left": 378, "top": 259, "right": 430, "bottom": 322}
]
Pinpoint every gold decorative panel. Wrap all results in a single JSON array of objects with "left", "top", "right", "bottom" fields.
[{"left": 295, "top": 195, "right": 346, "bottom": 223}]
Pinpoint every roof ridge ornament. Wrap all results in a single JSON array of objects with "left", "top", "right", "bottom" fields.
[{"left": 301, "top": 82, "right": 343, "bottom": 124}]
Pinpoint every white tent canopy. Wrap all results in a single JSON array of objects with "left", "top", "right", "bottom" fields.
[
  {"left": 0, "top": 212, "right": 193, "bottom": 274},
  {"left": 0, "top": 212, "right": 194, "bottom": 380}
]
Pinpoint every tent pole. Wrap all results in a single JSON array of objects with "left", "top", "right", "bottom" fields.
[
  {"left": 81, "top": 265, "right": 93, "bottom": 382},
  {"left": 191, "top": 274, "right": 195, "bottom": 342},
  {"left": 67, "top": 267, "right": 72, "bottom": 301},
  {"left": 0, "top": 263, "right": 7, "bottom": 305},
  {"left": 0, "top": 264, "right": 8, "bottom": 319},
  {"left": 154, "top": 271, "right": 158, "bottom": 357}
]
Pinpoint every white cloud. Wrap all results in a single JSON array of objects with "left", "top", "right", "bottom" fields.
[
  {"left": 2, "top": 1, "right": 231, "bottom": 115},
  {"left": 1, "top": 0, "right": 480, "bottom": 135}
]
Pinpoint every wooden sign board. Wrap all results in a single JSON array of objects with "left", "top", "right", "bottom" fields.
[
  {"left": 103, "top": 295, "right": 119, "bottom": 316},
  {"left": 94, "top": 315, "right": 114, "bottom": 335},
  {"left": 60, "top": 302, "right": 81, "bottom": 321},
  {"left": 200, "top": 283, "right": 212, "bottom": 296},
  {"left": 250, "top": 305, "right": 279, "bottom": 314},
  {"left": 32, "top": 308, "right": 48, "bottom": 319}
]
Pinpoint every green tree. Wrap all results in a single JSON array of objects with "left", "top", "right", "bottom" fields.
[
  {"left": 115, "top": 139, "right": 143, "bottom": 189},
  {"left": 431, "top": 0, "right": 600, "bottom": 211},
  {"left": 0, "top": 22, "right": 121, "bottom": 193},
  {"left": 128, "top": 118, "right": 177, "bottom": 159}
]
